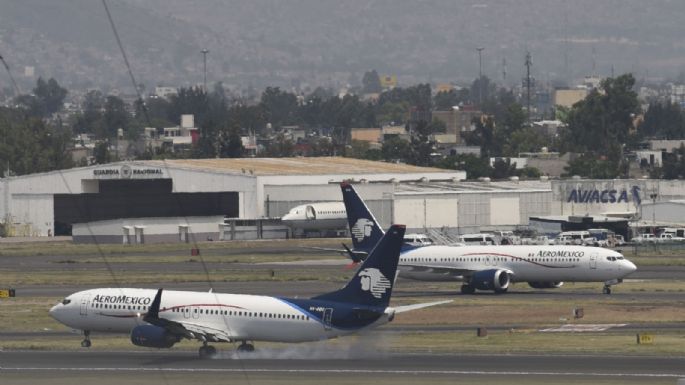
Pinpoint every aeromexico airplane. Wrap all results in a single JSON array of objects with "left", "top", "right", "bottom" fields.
[
  {"left": 340, "top": 182, "right": 637, "bottom": 295},
  {"left": 49, "top": 224, "right": 449, "bottom": 358}
]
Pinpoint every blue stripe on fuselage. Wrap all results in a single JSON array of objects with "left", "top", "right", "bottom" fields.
[{"left": 277, "top": 297, "right": 385, "bottom": 331}]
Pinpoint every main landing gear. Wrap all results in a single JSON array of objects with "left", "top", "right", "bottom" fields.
[
  {"left": 198, "top": 342, "right": 217, "bottom": 359},
  {"left": 460, "top": 284, "right": 476, "bottom": 295},
  {"left": 602, "top": 285, "right": 612, "bottom": 295},
  {"left": 81, "top": 330, "right": 91, "bottom": 348},
  {"left": 236, "top": 341, "right": 255, "bottom": 353}
]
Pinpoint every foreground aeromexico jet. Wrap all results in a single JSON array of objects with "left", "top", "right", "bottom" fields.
[
  {"left": 340, "top": 182, "right": 637, "bottom": 295},
  {"left": 49, "top": 224, "right": 449, "bottom": 358}
]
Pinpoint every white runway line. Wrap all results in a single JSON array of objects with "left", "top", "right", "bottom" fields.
[
  {"left": 539, "top": 324, "right": 627, "bottom": 332},
  {"left": 2, "top": 367, "right": 685, "bottom": 379}
]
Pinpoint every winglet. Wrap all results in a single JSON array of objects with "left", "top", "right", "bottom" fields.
[{"left": 144, "top": 288, "right": 163, "bottom": 322}]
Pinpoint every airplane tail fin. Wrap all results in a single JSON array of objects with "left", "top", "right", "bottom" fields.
[
  {"left": 340, "top": 182, "right": 385, "bottom": 255},
  {"left": 313, "top": 224, "right": 405, "bottom": 307}
]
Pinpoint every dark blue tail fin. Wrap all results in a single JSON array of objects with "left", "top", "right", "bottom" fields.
[
  {"left": 313, "top": 224, "right": 405, "bottom": 307},
  {"left": 341, "top": 182, "right": 385, "bottom": 255}
]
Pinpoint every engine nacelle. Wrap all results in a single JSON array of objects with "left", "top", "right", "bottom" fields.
[
  {"left": 130, "top": 325, "right": 179, "bottom": 349},
  {"left": 470, "top": 269, "right": 510, "bottom": 291},
  {"left": 527, "top": 281, "right": 564, "bottom": 289}
]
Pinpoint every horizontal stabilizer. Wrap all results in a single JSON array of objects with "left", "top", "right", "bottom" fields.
[{"left": 394, "top": 300, "right": 452, "bottom": 314}]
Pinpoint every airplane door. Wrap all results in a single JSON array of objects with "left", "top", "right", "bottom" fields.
[
  {"left": 306, "top": 205, "right": 316, "bottom": 220},
  {"left": 183, "top": 307, "right": 190, "bottom": 319},
  {"left": 589, "top": 253, "right": 597, "bottom": 269},
  {"left": 323, "top": 308, "right": 333, "bottom": 331},
  {"left": 192, "top": 307, "right": 200, "bottom": 319},
  {"left": 79, "top": 294, "right": 90, "bottom": 317},
  {"left": 484, "top": 255, "right": 491, "bottom": 266}
]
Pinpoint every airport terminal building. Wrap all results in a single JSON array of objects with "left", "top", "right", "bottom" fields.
[{"left": 3, "top": 157, "right": 685, "bottom": 243}]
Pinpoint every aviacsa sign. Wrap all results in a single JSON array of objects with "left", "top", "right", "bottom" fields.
[{"left": 567, "top": 186, "right": 641, "bottom": 204}]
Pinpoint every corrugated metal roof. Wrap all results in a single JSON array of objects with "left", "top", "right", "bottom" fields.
[{"left": 152, "top": 157, "right": 451, "bottom": 176}]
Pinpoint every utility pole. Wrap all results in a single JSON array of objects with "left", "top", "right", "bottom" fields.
[
  {"left": 201, "top": 49, "right": 209, "bottom": 92},
  {"left": 502, "top": 57, "right": 507, "bottom": 82},
  {"left": 525, "top": 51, "right": 532, "bottom": 123},
  {"left": 476, "top": 47, "right": 484, "bottom": 105}
]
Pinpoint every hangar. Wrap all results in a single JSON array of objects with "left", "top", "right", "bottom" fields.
[{"left": 0, "top": 157, "right": 464, "bottom": 243}]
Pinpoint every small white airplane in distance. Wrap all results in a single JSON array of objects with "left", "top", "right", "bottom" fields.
[
  {"left": 49, "top": 224, "right": 449, "bottom": 358},
  {"left": 340, "top": 182, "right": 637, "bottom": 295},
  {"left": 281, "top": 202, "right": 348, "bottom": 230}
]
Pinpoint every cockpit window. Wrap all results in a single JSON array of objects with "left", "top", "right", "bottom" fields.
[
  {"left": 61, "top": 299, "right": 71, "bottom": 305},
  {"left": 607, "top": 256, "right": 617, "bottom": 261}
]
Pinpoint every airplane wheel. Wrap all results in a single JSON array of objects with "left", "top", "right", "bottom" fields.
[
  {"left": 603, "top": 286, "right": 611, "bottom": 295},
  {"left": 237, "top": 342, "right": 255, "bottom": 352},
  {"left": 199, "top": 345, "right": 217, "bottom": 359},
  {"left": 81, "top": 339, "right": 91, "bottom": 348},
  {"left": 460, "top": 284, "right": 475, "bottom": 295}
]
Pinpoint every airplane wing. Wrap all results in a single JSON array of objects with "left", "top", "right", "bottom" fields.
[
  {"left": 394, "top": 300, "right": 453, "bottom": 314},
  {"left": 163, "top": 319, "right": 236, "bottom": 342},
  {"left": 304, "top": 244, "right": 368, "bottom": 263},
  {"left": 143, "top": 289, "right": 239, "bottom": 343}
]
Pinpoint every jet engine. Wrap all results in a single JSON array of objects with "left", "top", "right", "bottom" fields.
[
  {"left": 130, "top": 325, "right": 180, "bottom": 348},
  {"left": 527, "top": 281, "right": 564, "bottom": 289},
  {"left": 470, "top": 269, "right": 511, "bottom": 291}
]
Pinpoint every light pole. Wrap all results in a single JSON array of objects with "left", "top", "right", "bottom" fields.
[
  {"left": 201, "top": 49, "right": 209, "bottom": 92},
  {"left": 476, "top": 47, "right": 484, "bottom": 105}
]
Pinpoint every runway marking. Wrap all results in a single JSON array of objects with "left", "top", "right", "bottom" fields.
[
  {"left": 1, "top": 367, "right": 684, "bottom": 379},
  {"left": 540, "top": 324, "right": 627, "bottom": 332}
]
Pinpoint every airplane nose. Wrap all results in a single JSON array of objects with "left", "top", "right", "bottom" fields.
[
  {"left": 626, "top": 260, "right": 637, "bottom": 273},
  {"left": 49, "top": 303, "right": 63, "bottom": 322}
]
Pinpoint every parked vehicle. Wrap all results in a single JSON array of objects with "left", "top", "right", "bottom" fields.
[
  {"left": 403, "top": 233, "right": 434, "bottom": 246},
  {"left": 632, "top": 233, "right": 657, "bottom": 244},
  {"left": 459, "top": 233, "right": 497, "bottom": 245},
  {"left": 553, "top": 231, "right": 597, "bottom": 246}
]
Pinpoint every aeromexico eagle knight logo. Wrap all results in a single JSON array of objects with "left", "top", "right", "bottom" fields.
[
  {"left": 352, "top": 218, "right": 374, "bottom": 242},
  {"left": 358, "top": 268, "right": 391, "bottom": 298}
]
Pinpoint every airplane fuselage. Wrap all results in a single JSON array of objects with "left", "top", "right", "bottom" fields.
[
  {"left": 397, "top": 245, "right": 635, "bottom": 283},
  {"left": 50, "top": 288, "right": 392, "bottom": 342}
]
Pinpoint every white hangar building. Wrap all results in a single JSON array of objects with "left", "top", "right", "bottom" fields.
[{"left": 0, "top": 157, "right": 465, "bottom": 243}]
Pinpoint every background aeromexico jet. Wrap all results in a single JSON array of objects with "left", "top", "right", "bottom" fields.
[
  {"left": 49, "top": 224, "right": 449, "bottom": 358},
  {"left": 340, "top": 183, "right": 637, "bottom": 295}
]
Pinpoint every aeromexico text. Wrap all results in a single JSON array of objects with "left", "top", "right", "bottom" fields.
[
  {"left": 92, "top": 294, "right": 152, "bottom": 305},
  {"left": 536, "top": 250, "right": 585, "bottom": 258}
]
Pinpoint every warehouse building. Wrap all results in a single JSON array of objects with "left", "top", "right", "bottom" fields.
[{"left": 0, "top": 157, "right": 464, "bottom": 243}]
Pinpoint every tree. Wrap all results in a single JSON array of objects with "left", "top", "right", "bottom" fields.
[
  {"left": 434, "top": 154, "right": 491, "bottom": 180},
  {"left": 0, "top": 108, "right": 74, "bottom": 176},
  {"left": 15, "top": 77, "right": 68, "bottom": 118},
  {"left": 640, "top": 102, "right": 685, "bottom": 139},
  {"left": 434, "top": 89, "right": 469, "bottom": 111},
  {"left": 491, "top": 158, "right": 517, "bottom": 179},
  {"left": 102, "top": 96, "right": 131, "bottom": 139},
  {"left": 260, "top": 87, "right": 299, "bottom": 129},
  {"left": 362, "top": 70, "right": 382, "bottom": 94},
  {"left": 560, "top": 74, "right": 639, "bottom": 163},
  {"left": 381, "top": 136, "right": 411, "bottom": 162}
]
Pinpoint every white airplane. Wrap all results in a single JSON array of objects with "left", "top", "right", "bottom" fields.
[
  {"left": 340, "top": 182, "right": 637, "bottom": 295},
  {"left": 281, "top": 202, "right": 347, "bottom": 230},
  {"left": 49, "top": 224, "right": 450, "bottom": 358}
]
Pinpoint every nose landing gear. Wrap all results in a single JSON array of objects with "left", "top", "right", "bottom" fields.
[{"left": 81, "top": 330, "right": 91, "bottom": 348}]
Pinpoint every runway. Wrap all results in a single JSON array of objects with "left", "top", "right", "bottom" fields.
[{"left": 1, "top": 350, "right": 684, "bottom": 384}]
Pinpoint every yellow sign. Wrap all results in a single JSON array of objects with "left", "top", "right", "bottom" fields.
[
  {"left": 380, "top": 74, "right": 397, "bottom": 88},
  {"left": 637, "top": 333, "right": 654, "bottom": 345}
]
